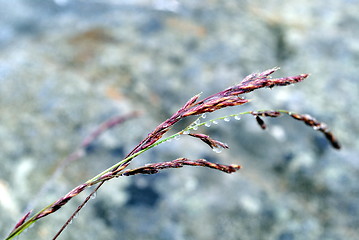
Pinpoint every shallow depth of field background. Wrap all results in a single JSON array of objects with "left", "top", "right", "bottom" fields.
[{"left": 0, "top": 1, "right": 358, "bottom": 239}]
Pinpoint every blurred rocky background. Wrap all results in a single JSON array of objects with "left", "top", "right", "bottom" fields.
[{"left": 0, "top": 0, "right": 358, "bottom": 239}]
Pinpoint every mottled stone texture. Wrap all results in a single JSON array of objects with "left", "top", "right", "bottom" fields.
[{"left": 0, "top": 1, "right": 358, "bottom": 240}]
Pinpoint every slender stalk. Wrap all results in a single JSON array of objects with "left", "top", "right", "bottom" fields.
[{"left": 52, "top": 182, "right": 105, "bottom": 240}]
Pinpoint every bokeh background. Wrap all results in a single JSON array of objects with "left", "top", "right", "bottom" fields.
[{"left": 1, "top": 1, "right": 358, "bottom": 239}]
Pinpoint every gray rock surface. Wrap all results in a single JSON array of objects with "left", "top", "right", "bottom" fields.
[{"left": 0, "top": 1, "right": 358, "bottom": 239}]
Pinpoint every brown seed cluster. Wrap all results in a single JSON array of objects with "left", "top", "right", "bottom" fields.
[
  {"left": 122, "top": 67, "right": 308, "bottom": 167},
  {"left": 122, "top": 158, "right": 241, "bottom": 175},
  {"left": 289, "top": 113, "right": 341, "bottom": 149},
  {"left": 188, "top": 133, "right": 229, "bottom": 149},
  {"left": 250, "top": 110, "right": 341, "bottom": 149}
]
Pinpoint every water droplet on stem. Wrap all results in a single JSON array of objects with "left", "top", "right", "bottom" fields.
[
  {"left": 90, "top": 192, "right": 97, "bottom": 200},
  {"left": 313, "top": 126, "right": 320, "bottom": 130},
  {"left": 212, "top": 148, "right": 223, "bottom": 153}
]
